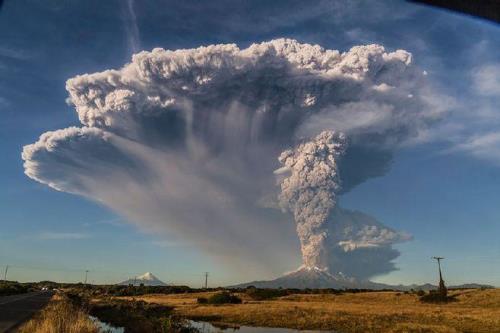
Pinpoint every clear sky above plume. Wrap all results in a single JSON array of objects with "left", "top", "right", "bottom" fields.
[{"left": 1, "top": 0, "right": 500, "bottom": 287}]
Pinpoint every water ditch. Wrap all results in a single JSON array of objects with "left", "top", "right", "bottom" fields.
[
  {"left": 187, "top": 320, "right": 338, "bottom": 333},
  {"left": 90, "top": 315, "right": 125, "bottom": 333},
  {"left": 91, "top": 316, "right": 337, "bottom": 333}
]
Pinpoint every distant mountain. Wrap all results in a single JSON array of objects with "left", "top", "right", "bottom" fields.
[
  {"left": 449, "top": 283, "right": 494, "bottom": 289},
  {"left": 118, "top": 272, "right": 167, "bottom": 286},
  {"left": 230, "top": 267, "right": 494, "bottom": 291},
  {"left": 230, "top": 266, "right": 390, "bottom": 290},
  {"left": 400, "top": 283, "right": 437, "bottom": 291}
]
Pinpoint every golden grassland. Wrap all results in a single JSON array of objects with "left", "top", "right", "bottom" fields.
[
  {"left": 19, "top": 294, "right": 98, "bottom": 333},
  {"left": 116, "top": 289, "right": 500, "bottom": 333}
]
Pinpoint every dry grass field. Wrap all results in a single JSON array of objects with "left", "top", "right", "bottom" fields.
[
  {"left": 19, "top": 294, "right": 98, "bottom": 333},
  {"left": 117, "top": 289, "right": 500, "bottom": 333}
]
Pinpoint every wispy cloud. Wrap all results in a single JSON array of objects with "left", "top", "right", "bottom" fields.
[
  {"left": 450, "top": 132, "right": 500, "bottom": 165},
  {"left": 472, "top": 63, "right": 500, "bottom": 97},
  {"left": 123, "top": 0, "right": 140, "bottom": 54},
  {"left": 437, "top": 62, "right": 500, "bottom": 164},
  {"left": 0, "top": 96, "right": 9, "bottom": 109},
  {"left": 82, "top": 217, "right": 123, "bottom": 228},
  {"left": 0, "top": 46, "right": 30, "bottom": 60},
  {"left": 38, "top": 232, "right": 90, "bottom": 240},
  {"left": 151, "top": 240, "right": 185, "bottom": 248}
]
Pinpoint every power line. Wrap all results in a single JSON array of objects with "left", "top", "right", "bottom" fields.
[
  {"left": 0, "top": 263, "right": 184, "bottom": 285},
  {"left": 3, "top": 265, "right": 8, "bottom": 281},
  {"left": 204, "top": 272, "right": 209, "bottom": 289},
  {"left": 3, "top": 264, "right": 86, "bottom": 273},
  {"left": 0, "top": 263, "right": 146, "bottom": 277},
  {"left": 0, "top": 263, "right": 173, "bottom": 285},
  {"left": 432, "top": 256, "right": 447, "bottom": 296},
  {"left": 432, "top": 256, "right": 444, "bottom": 279},
  {"left": 0, "top": 264, "right": 131, "bottom": 285}
]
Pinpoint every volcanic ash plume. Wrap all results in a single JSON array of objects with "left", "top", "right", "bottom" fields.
[
  {"left": 276, "top": 131, "right": 347, "bottom": 271},
  {"left": 21, "top": 39, "right": 446, "bottom": 278}
]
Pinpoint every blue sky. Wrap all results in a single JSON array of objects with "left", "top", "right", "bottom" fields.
[{"left": 1, "top": 0, "right": 500, "bottom": 287}]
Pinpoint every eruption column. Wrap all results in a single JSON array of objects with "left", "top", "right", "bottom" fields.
[{"left": 276, "top": 131, "right": 347, "bottom": 271}]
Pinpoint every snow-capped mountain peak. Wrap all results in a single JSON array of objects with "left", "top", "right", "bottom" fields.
[
  {"left": 118, "top": 272, "right": 167, "bottom": 286},
  {"left": 138, "top": 272, "right": 157, "bottom": 281}
]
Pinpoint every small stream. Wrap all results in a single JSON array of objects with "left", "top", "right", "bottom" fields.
[
  {"left": 90, "top": 316, "right": 336, "bottom": 333},
  {"left": 187, "top": 320, "right": 337, "bottom": 333},
  {"left": 89, "top": 315, "right": 125, "bottom": 333}
]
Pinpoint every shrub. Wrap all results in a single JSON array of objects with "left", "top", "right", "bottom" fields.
[
  {"left": 89, "top": 299, "right": 175, "bottom": 332},
  {"left": 197, "top": 297, "right": 208, "bottom": 304},
  {"left": 419, "top": 291, "right": 457, "bottom": 303},
  {"left": 245, "top": 288, "right": 288, "bottom": 300},
  {"left": 206, "top": 292, "right": 242, "bottom": 304},
  {"left": 0, "top": 281, "right": 29, "bottom": 296}
]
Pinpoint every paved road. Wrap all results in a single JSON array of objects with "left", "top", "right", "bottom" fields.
[{"left": 0, "top": 291, "right": 54, "bottom": 333}]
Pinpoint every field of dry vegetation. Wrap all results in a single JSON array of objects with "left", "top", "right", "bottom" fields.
[
  {"left": 117, "top": 288, "right": 500, "bottom": 333},
  {"left": 18, "top": 294, "right": 98, "bottom": 333}
]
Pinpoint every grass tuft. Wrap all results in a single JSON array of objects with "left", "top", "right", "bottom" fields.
[{"left": 18, "top": 295, "right": 98, "bottom": 333}]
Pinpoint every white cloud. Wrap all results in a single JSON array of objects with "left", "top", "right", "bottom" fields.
[
  {"left": 338, "top": 225, "right": 412, "bottom": 252},
  {"left": 0, "top": 46, "right": 30, "bottom": 60},
  {"left": 472, "top": 64, "right": 500, "bottom": 96},
  {"left": 450, "top": 132, "right": 500, "bottom": 164},
  {"left": 123, "top": 0, "right": 140, "bottom": 54},
  {"left": 83, "top": 217, "right": 124, "bottom": 228},
  {"left": 151, "top": 240, "right": 185, "bottom": 248},
  {"left": 38, "top": 232, "right": 90, "bottom": 240}
]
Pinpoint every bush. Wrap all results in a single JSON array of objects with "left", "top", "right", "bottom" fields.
[
  {"left": 416, "top": 290, "right": 426, "bottom": 296},
  {"left": 245, "top": 288, "right": 288, "bottom": 300},
  {"left": 205, "top": 292, "right": 242, "bottom": 304},
  {"left": 419, "top": 290, "right": 457, "bottom": 303},
  {"left": 100, "top": 284, "right": 194, "bottom": 297},
  {"left": 62, "top": 294, "right": 195, "bottom": 333},
  {"left": 197, "top": 297, "right": 208, "bottom": 304},
  {"left": 0, "top": 281, "right": 29, "bottom": 296},
  {"left": 89, "top": 299, "right": 176, "bottom": 333}
]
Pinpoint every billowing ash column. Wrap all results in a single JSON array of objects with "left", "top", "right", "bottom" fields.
[{"left": 276, "top": 131, "right": 347, "bottom": 271}]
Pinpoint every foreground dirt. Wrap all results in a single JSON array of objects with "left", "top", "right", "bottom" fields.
[{"left": 115, "top": 289, "right": 500, "bottom": 333}]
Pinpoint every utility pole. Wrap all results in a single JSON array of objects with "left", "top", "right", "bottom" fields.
[
  {"left": 84, "top": 270, "right": 89, "bottom": 284},
  {"left": 432, "top": 256, "right": 447, "bottom": 297},
  {"left": 204, "top": 272, "right": 209, "bottom": 289},
  {"left": 3, "top": 265, "right": 8, "bottom": 281}
]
